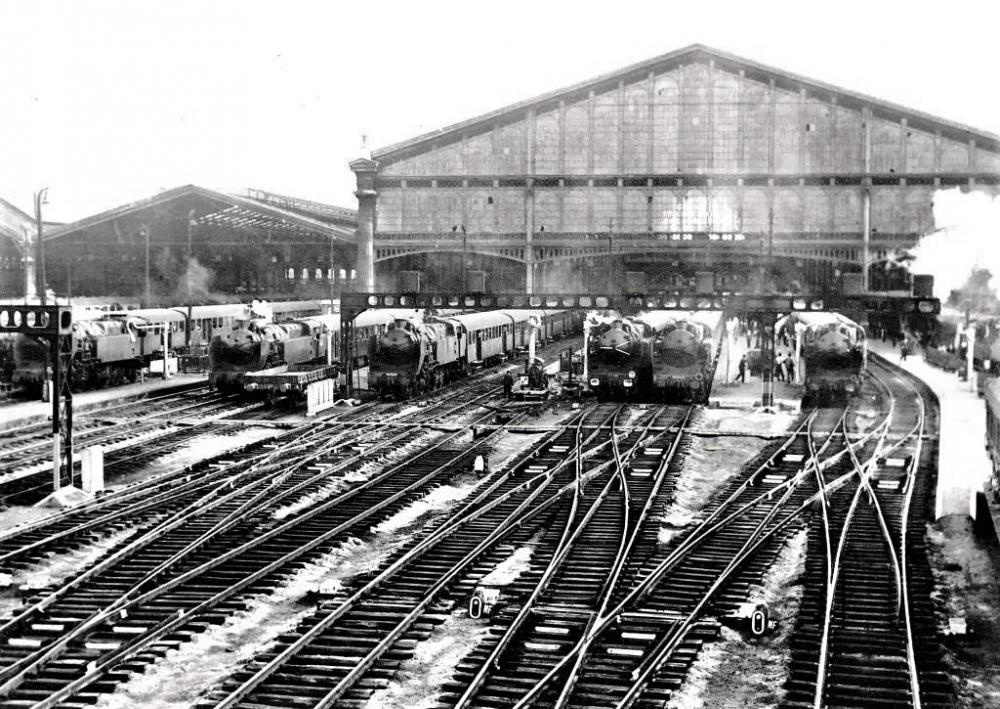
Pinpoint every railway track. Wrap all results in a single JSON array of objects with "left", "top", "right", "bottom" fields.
[
  {"left": 0, "top": 384, "right": 556, "bottom": 707},
  {"left": 0, "top": 348, "right": 950, "bottom": 708},
  {"left": 0, "top": 384, "right": 504, "bottom": 573},
  {"left": 781, "top": 354, "right": 951, "bottom": 708},
  {"left": 194, "top": 402, "right": 657, "bottom": 708},
  {"left": 0, "top": 388, "right": 262, "bottom": 499}
]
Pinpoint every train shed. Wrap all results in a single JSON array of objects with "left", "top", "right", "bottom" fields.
[
  {"left": 351, "top": 43, "right": 1000, "bottom": 295},
  {"left": 2, "top": 186, "right": 359, "bottom": 304}
]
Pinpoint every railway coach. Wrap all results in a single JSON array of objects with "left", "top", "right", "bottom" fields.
[{"left": 984, "top": 378, "right": 1000, "bottom": 500}]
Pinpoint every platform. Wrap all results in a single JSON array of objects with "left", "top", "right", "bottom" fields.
[
  {"left": 710, "top": 322, "right": 803, "bottom": 410},
  {"left": 0, "top": 373, "right": 207, "bottom": 432},
  {"left": 868, "top": 340, "right": 988, "bottom": 519}
]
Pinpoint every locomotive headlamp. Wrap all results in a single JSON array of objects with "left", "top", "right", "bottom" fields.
[
  {"left": 628, "top": 370, "right": 636, "bottom": 379},
  {"left": 590, "top": 378, "right": 600, "bottom": 386}
]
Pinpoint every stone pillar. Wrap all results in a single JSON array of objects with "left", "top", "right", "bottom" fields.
[
  {"left": 861, "top": 108, "right": 872, "bottom": 293},
  {"left": 525, "top": 178, "right": 535, "bottom": 294},
  {"left": 350, "top": 158, "right": 379, "bottom": 293}
]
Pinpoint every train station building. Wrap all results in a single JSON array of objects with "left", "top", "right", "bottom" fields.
[
  {"left": 3, "top": 44, "right": 999, "bottom": 304},
  {"left": 1, "top": 186, "right": 358, "bottom": 304},
  {"left": 352, "top": 44, "right": 1000, "bottom": 295}
]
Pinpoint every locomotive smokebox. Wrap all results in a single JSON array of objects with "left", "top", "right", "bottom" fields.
[{"left": 912, "top": 274, "right": 934, "bottom": 298}]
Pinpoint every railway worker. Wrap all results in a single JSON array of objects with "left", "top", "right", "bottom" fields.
[
  {"left": 773, "top": 354, "right": 785, "bottom": 382},
  {"left": 503, "top": 370, "right": 514, "bottom": 398},
  {"left": 735, "top": 355, "right": 747, "bottom": 384},
  {"left": 473, "top": 454, "right": 489, "bottom": 476}
]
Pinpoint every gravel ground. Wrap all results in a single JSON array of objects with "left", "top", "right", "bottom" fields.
[
  {"left": 665, "top": 528, "right": 808, "bottom": 709},
  {"left": 927, "top": 514, "right": 1000, "bottom": 708}
]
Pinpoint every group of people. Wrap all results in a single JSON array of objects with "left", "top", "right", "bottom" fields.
[{"left": 732, "top": 351, "right": 796, "bottom": 384}]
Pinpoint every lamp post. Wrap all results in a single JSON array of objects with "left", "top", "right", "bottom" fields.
[
  {"left": 186, "top": 209, "right": 197, "bottom": 303},
  {"left": 34, "top": 188, "right": 49, "bottom": 304},
  {"left": 141, "top": 224, "right": 151, "bottom": 308}
]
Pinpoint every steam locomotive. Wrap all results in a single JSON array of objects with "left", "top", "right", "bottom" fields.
[
  {"left": 786, "top": 312, "right": 867, "bottom": 404},
  {"left": 11, "top": 301, "right": 324, "bottom": 395},
  {"left": 208, "top": 309, "right": 419, "bottom": 391},
  {"left": 587, "top": 317, "right": 652, "bottom": 399},
  {"left": 588, "top": 310, "right": 726, "bottom": 402},
  {"left": 370, "top": 309, "right": 578, "bottom": 399},
  {"left": 645, "top": 310, "right": 725, "bottom": 403}
]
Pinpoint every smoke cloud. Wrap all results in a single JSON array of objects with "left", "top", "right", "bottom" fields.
[
  {"left": 172, "top": 257, "right": 219, "bottom": 303},
  {"left": 909, "top": 188, "right": 1000, "bottom": 299}
]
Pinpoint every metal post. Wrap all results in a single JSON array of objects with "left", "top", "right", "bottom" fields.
[
  {"left": 162, "top": 328, "right": 170, "bottom": 380},
  {"left": 767, "top": 206, "right": 774, "bottom": 291},
  {"left": 343, "top": 312, "right": 354, "bottom": 399},
  {"left": 50, "top": 336, "right": 60, "bottom": 490},
  {"left": 794, "top": 322, "right": 803, "bottom": 385},
  {"left": 143, "top": 224, "right": 151, "bottom": 307},
  {"left": 60, "top": 334, "right": 73, "bottom": 487},
  {"left": 187, "top": 209, "right": 196, "bottom": 303},
  {"left": 583, "top": 320, "right": 590, "bottom": 384},
  {"left": 461, "top": 225, "right": 468, "bottom": 293},
  {"left": 967, "top": 326, "right": 977, "bottom": 393},
  {"left": 329, "top": 234, "right": 336, "bottom": 310},
  {"left": 608, "top": 218, "right": 614, "bottom": 295},
  {"left": 760, "top": 313, "right": 775, "bottom": 409},
  {"left": 35, "top": 189, "right": 48, "bottom": 305}
]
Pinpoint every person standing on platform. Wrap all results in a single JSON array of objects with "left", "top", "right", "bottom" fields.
[
  {"left": 502, "top": 370, "right": 514, "bottom": 398},
  {"left": 900, "top": 339, "right": 910, "bottom": 362},
  {"left": 774, "top": 353, "right": 785, "bottom": 382},
  {"left": 780, "top": 352, "right": 790, "bottom": 382},
  {"left": 735, "top": 354, "right": 747, "bottom": 384},
  {"left": 786, "top": 355, "right": 795, "bottom": 384}
]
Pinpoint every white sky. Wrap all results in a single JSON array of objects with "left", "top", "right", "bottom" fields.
[{"left": 1, "top": 0, "right": 998, "bottom": 223}]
